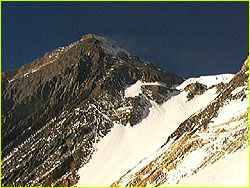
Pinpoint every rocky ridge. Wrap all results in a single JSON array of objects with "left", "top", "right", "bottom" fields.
[{"left": 1, "top": 34, "right": 183, "bottom": 186}]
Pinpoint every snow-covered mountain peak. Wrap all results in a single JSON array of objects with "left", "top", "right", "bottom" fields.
[
  {"left": 79, "top": 34, "right": 131, "bottom": 57},
  {"left": 1, "top": 32, "right": 248, "bottom": 187},
  {"left": 80, "top": 33, "right": 96, "bottom": 41},
  {"left": 1, "top": 34, "right": 183, "bottom": 187}
]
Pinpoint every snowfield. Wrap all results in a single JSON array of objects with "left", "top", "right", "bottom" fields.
[
  {"left": 76, "top": 73, "right": 248, "bottom": 187},
  {"left": 176, "top": 74, "right": 235, "bottom": 90},
  {"left": 177, "top": 147, "right": 249, "bottom": 187}
]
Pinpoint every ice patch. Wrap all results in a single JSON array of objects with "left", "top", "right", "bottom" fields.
[
  {"left": 31, "top": 69, "right": 38, "bottom": 73},
  {"left": 8, "top": 79, "right": 16, "bottom": 83},
  {"left": 23, "top": 73, "right": 29, "bottom": 77}
]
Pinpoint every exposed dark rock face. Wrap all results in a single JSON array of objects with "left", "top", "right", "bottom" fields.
[
  {"left": 1, "top": 34, "right": 183, "bottom": 186},
  {"left": 184, "top": 82, "right": 207, "bottom": 100},
  {"left": 141, "top": 85, "right": 180, "bottom": 104}
]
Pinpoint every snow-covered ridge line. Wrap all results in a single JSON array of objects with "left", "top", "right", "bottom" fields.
[
  {"left": 176, "top": 74, "right": 235, "bottom": 90},
  {"left": 124, "top": 73, "right": 235, "bottom": 99},
  {"left": 124, "top": 80, "right": 161, "bottom": 98},
  {"left": 8, "top": 69, "right": 39, "bottom": 83}
]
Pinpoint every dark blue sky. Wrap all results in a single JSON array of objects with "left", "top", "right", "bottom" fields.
[{"left": 1, "top": 1, "right": 249, "bottom": 78}]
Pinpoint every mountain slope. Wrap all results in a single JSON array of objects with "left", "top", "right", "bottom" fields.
[
  {"left": 1, "top": 34, "right": 248, "bottom": 187},
  {"left": 76, "top": 75, "right": 229, "bottom": 186},
  {"left": 1, "top": 34, "right": 183, "bottom": 186},
  {"left": 177, "top": 147, "right": 249, "bottom": 187},
  {"left": 111, "top": 57, "right": 249, "bottom": 187}
]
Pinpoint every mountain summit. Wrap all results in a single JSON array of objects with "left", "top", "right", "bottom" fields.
[
  {"left": 1, "top": 34, "right": 183, "bottom": 186},
  {"left": 1, "top": 35, "right": 248, "bottom": 187}
]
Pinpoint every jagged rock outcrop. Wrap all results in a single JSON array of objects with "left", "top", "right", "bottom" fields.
[
  {"left": 184, "top": 82, "right": 207, "bottom": 100},
  {"left": 1, "top": 34, "right": 183, "bottom": 187}
]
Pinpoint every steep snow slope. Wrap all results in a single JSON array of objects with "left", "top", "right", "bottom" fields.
[
  {"left": 177, "top": 147, "right": 249, "bottom": 187},
  {"left": 76, "top": 75, "right": 231, "bottom": 187},
  {"left": 111, "top": 57, "right": 249, "bottom": 187},
  {"left": 160, "top": 97, "right": 249, "bottom": 187}
]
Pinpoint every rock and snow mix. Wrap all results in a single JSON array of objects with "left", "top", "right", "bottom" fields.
[
  {"left": 176, "top": 74, "right": 235, "bottom": 90},
  {"left": 77, "top": 73, "right": 248, "bottom": 187},
  {"left": 124, "top": 80, "right": 161, "bottom": 98},
  {"left": 2, "top": 33, "right": 248, "bottom": 187}
]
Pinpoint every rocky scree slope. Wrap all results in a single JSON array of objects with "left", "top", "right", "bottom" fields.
[{"left": 1, "top": 34, "right": 183, "bottom": 186}]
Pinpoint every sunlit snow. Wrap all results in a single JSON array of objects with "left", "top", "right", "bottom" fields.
[
  {"left": 76, "top": 73, "right": 248, "bottom": 187},
  {"left": 177, "top": 147, "right": 249, "bottom": 187},
  {"left": 76, "top": 86, "right": 219, "bottom": 186},
  {"left": 176, "top": 74, "right": 234, "bottom": 90},
  {"left": 124, "top": 80, "right": 161, "bottom": 98}
]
